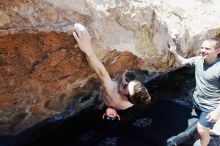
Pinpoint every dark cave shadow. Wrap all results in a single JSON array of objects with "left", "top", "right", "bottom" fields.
[{"left": 0, "top": 66, "right": 198, "bottom": 146}]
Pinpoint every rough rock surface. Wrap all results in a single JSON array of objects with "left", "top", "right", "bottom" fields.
[
  {"left": 0, "top": 0, "right": 220, "bottom": 135},
  {"left": 0, "top": 32, "right": 140, "bottom": 135}
]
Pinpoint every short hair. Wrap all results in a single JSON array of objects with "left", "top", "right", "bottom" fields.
[
  {"left": 127, "top": 80, "right": 151, "bottom": 104},
  {"left": 206, "top": 38, "right": 220, "bottom": 50}
]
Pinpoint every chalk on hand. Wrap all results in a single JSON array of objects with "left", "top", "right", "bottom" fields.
[{"left": 74, "top": 23, "right": 85, "bottom": 31}]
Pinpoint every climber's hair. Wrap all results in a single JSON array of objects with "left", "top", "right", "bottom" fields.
[{"left": 127, "top": 80, "right": 151, "bottom": 104}]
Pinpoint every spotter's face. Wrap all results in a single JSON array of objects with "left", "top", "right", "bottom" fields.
[
  {"left": 200, "top": 40, "right": 220, "bottom": 63},
  {"left": 106, "top": 108, "right": 117, "bottom": 118}
]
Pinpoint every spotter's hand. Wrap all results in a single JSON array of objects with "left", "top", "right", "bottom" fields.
[
  {"left": 167, "top": 43, "right": 177, "bottom": 54},
  {"left": 206, "top": 110, "right": 220, "bottom": 124}
]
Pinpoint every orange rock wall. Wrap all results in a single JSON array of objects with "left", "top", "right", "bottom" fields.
[{"left": 0, "top": 32, "right": 141, "bottom": 135}]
